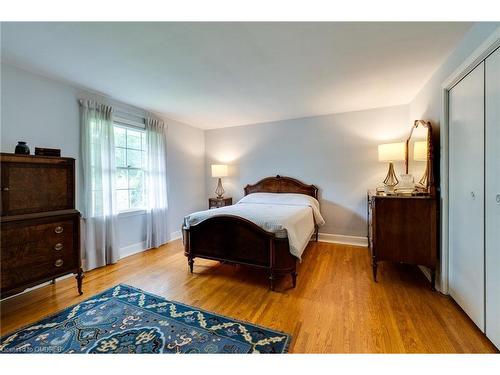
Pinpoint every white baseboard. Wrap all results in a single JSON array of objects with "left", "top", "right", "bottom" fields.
[
  {"left": 120, "top": 231, "right": 181, "bottom": 260},
  {"left": 169, "top": 230, "right": 182, "bottom": 242},
  {"left": 120, "top": 241, "right": 148, "bottom": 259},
  {"left": 318, "top": 233, "right": 368, "bottom": 247}
]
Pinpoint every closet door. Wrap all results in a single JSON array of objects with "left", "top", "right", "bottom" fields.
[
  {"left": 449, "top": 62, "right": 485, "bottom": 331},
  {"left": 485, "top": 47, "right": 500, "bottom": 348}
]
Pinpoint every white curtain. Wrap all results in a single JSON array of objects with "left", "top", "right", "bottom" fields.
[
  {"left": 145, "top": 117, "right": 169, "bottom": 248},
  {"left": 80, "top": 100, "right": 120, "bottom": 270}
]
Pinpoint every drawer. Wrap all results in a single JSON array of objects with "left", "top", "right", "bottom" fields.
[
  {"left": 1, "top": 257, "right": 76, "bottom": 291},
  {"left": 1, "top": 219, "right": 75, "bottom": 269},
  {"left": 0, "top": 212, "right": 80, "bottom": 294}
]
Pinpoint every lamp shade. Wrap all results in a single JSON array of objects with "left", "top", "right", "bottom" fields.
[
  {"left": 211, "top": 164, "right": 228, "bottom": 178},
  {"left": 413, "top": 141, "right": 428, "bottom": 161},
  {"left": 378, "top": 142, "right": 405, "bottom": 162}
]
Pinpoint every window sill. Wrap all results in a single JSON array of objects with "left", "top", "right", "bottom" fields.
[{"left": 117, "top": 209, "right": 147, "bottom": 218}]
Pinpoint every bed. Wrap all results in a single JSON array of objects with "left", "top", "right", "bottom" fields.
[{"left": 182, "top": 175, "right": 324, "bottom": 290}]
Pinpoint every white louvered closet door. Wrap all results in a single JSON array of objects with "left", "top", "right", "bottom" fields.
[
  {"left": 449, "top": 62, "right": 485, "bottom": 332},
  {"left": 485, "top": 47, "right": 500, "bottom": 349}
]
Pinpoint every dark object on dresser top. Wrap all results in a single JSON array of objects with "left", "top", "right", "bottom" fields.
[
  {"left": 14, "top": 141, "right": 30, "bottom": 155},
  {"left": 184, "top": 175, "right": 319, "bottom": 291},
  {"left": 0, "top": 153, "right": 83, "bottom": 299},
  {"left": 35, "top": 147, "right": 61, "bottom": 157}
]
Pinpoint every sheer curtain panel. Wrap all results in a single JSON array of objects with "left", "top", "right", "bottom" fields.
[
  {"left": 80, "top": 100, "right": 120, "bottom": 270},
  {"left": 145, "top": 117, "right": 169, "bottom": 248}
]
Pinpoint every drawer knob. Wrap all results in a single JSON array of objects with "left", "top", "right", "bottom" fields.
[
  {"left": 54, "top": 243, "right": 63, "bottom": 251},
  {"left": 54, "top": 226, "right": 64, "bottom": 234},
  {"left": 54, "top": 259, "right": 64, "bottom": 267}
]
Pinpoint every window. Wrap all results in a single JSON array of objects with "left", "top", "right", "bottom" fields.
[{"left": 114, "top": 124, "right": 147, "bottom": 212}]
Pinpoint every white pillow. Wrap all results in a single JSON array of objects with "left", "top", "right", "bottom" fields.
[
  {"left": 238, "top": 193, "right": 325, "bottom": 226},
  {"left": 238, "top": 192, "right": 317, "bottom": 207}
]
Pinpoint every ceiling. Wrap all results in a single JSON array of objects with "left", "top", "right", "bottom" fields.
[{"left": 1, "top": 22, "right": 472, "bottom": 129}]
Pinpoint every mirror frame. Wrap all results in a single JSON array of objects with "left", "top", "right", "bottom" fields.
[{"left": 405, "top": 120, "right": 435, "bottom": 196}]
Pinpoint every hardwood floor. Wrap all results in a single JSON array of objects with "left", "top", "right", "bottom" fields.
[{"left": 0, "top": 240, "right": 497, "bottom": 353}]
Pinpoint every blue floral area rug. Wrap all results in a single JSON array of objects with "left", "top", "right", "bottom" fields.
[{"left": 0, "top": 284, "right": 290, "bottom": 354}]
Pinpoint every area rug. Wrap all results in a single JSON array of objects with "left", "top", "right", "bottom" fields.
[{"left": 0, "top": 284, "right": 290, "bottom": 354}]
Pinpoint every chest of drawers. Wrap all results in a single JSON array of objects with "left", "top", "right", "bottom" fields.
[
  {"left": 367, "top": 190, "right": 438, "bottom": 289},
  {"left": 0, "top": 153, "right": 83, "bottom": 298}
]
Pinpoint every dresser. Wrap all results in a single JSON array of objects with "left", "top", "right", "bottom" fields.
[
  {"left": 367, "top": 190, "right": 437, "bottom": 288},
  {"left": 208, "top": 197, "right": 232, "bottom": 209},
  {"left": 1, "top": 153, "right": 83, "bottom": 298}
]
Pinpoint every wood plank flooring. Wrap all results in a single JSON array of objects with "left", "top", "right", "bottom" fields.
[{"left": 0, "top": 240, "right": 497, "bottom": 353}]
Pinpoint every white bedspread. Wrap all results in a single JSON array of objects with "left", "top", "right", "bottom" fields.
[{"left": 183, "top": 193, "right": 325, "bottom": 260}]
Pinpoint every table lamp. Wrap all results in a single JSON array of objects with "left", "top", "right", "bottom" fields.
[
  {"left": 378, "top": 142, "right": 405, "bottom": 191},
  {"left": 211, "top": 164, "right": 228, "bottom": 199}
]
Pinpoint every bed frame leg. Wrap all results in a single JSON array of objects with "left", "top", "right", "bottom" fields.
[
  {"left": 188, "top": 258, "right": 194, "bottom": 273},
  {"left": 315, "top": 226, "right": 319, "bottom": 242},
  {"left": 291, "top": 271, "right": 297, "bottom": 288}
]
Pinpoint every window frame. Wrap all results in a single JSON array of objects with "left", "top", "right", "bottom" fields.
[{"left": 113, "top": 121, "right": 148, "bottom": 214}]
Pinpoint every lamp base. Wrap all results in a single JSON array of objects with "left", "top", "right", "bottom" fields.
[
  {"left": 215, "top": 177, "right": 225, "bottom": 199},
  {"left": 417, "top": 162, "right": 429, "bottom": 189},
  {"left": 383, "top": 162, "right": 399, "bottom": 191}
]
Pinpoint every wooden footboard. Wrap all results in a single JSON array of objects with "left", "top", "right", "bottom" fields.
[{"left": 183, "top": 215, "right": 297, "bottom": 290}]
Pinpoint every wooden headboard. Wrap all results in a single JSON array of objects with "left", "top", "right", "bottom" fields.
[{"left": 244, "top": 175, "right": 318, "bottom": 200}]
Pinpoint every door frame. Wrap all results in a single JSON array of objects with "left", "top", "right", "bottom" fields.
[{"left": 440, "top": 27, "right": 500, "bottom": 294}]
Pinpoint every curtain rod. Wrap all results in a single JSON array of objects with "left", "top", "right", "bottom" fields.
[{"left": 78, "top": 98, "right": 155, "bottom": 122}]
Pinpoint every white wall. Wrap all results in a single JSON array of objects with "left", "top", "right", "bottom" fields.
[
  {"left": 205, "top": 105, "right": 409, "bottom": 238},
  {"left": 166, "top": 119, "right": 206, "bottom": 238},
  {"left": 0, "top": 63, "right": 206, "bottom": 258},
  {"left": 410, "top": 22, "right": 499, "bottom": 133}
]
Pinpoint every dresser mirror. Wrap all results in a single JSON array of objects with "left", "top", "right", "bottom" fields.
[{"left": 405, "top": 120, "right": 434, "bottom": 195}]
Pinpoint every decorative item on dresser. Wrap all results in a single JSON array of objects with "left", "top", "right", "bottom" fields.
[
  {"left": 0, "top": 153, "right": 83, "bottom": 298},
  {"left": 34, "top": 147, "right": 61, "bottom": 157},
  {"left": 405, "top": 120, "right": 434, "bottom": 195},
  {"left": 14, "top": 141, "right": 30, "bottom": 155},
  {"left": 368, "top": 121, "right": 437, "bottom": 289},
  {"left": 208, "top": 197, "right": 232, "bottom": 209},
  {"left": 377, "top": 142, "right": 406, "bottom": 192}
]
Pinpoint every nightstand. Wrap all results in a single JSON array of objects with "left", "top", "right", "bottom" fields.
[{"left": 209, "top": 197, "right": 232, "bottom": 209}]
